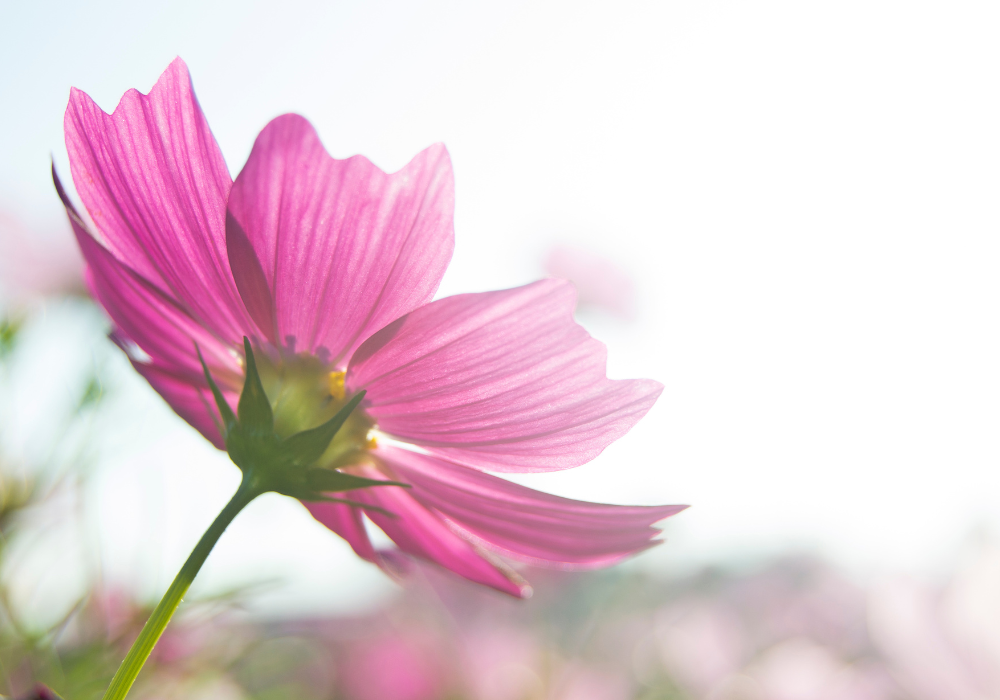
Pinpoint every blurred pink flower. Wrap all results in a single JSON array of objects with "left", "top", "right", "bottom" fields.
[
  {"left": 550, "top": 665, "right": 630, "bottom": 700},
  {"left": 58, "top": 585, "right": 143, "bottom": 648},
  {"left": 544, "top": 245, "right": 635, "bottom": 319},
  {"left": 461, "top": 627, "right": 542, "bottom": 700},
  {"left": 17, "top": 684, "right": 62, "bottom": 700},
  {"left": 57, "top": 58, "right": 683, "bottom": 596},
  {"left": 869, "top": 542, "right": 1000, "bottom": 700},
  {"left": 655, "top": 600, "right": 745, "bottom": 695},
  {"left": 0, "top": 210, "right": 83, "bottom": 303},
  {"left": 340, "top": 633, "right": 449, "bottom": 700},
  {"left": 652, "top": 558, "right": 899, "bottom": 700},
  {"left": 743, "top": 639, "right": 894, "bottom": 700},
  {"left": 131, "top": 673, "right": 245, "bottom": 700},
  {"left": 64, "top": 585, "right": 209, "bottom": 666},
  {"left": 730, "top": 558, "right": 870, "bottom": 654}
]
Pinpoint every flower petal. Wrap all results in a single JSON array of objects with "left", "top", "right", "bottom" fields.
[
  {"left": 226, "top": 114, "right": 454, "bottom": 362},
  {"left": 341, "top": 468, "right": 527, "bottom": 597},
  {"left": 64, "top": 57, "right": 253, "bottom": 342},
  {"left": 56, "top": 165, "right": 240, "bottom": 447},
  {"left": 379, "top": 445, "right": 686, "bottom": 568},
  {"left": 347, "top": 279, "right": 663, "bottom": 472},
  {"left": 303, "top": 500, "right": 379, "bottom": 563},
  {"left": 133, "top": 362, "right": 229, "bottom": 449},
  {"left": 77, "top": 226, "right": 241, "bottom": 388}
]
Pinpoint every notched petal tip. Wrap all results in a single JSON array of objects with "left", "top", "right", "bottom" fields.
[
  {"left": 228, "top": 113, "right": 455, "bottom": 361},
  {"left": 64, "top": 58, "right": 250, "bottom": 347},
  {"left": 65, "top": 56, "right": 193, "bottom": 126}
]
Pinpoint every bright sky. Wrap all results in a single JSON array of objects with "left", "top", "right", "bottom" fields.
[{"left": 2, "top": 0, "right": 1000, "bottom": 623}]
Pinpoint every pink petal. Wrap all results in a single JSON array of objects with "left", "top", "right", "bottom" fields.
[
  {"left": 133, "top": 362, "right": 228, "bottom": 449},
  {"left": 379, "top": 445, "right": 685, "bottom": 568},
  {"left": 64, "top": 57, "right": 253, "bottom": 343},
  {"left": 226, "top": 114, "right": 454, "bottom": 362},
  {"left": 545, "top": 244, "right": 635, "bottom": 318},
  {"left": 56, "top": 166, "right": 239, "bottom": 448},
  {"left": 347, "top": 279, "right": 663, "bottom": 472},
  {"left": 340, "top": 468, "right": 527, "bottom": 597},
  {"left": 302, "top": 500, "right": 379, "bottom": 563},
  {"left": 77, "top": 227, "right": 240, "bottom": 388}
]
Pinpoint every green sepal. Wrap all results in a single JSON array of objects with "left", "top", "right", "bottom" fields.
[
  {"left": 272, "top": 467, "right": 409, "bottom": 512},
  {"left": 282, "top": 391, "right": 367, "bottom": 467},
  {"left": 237, "top": 337, "right": 274, "bottom": 435},
  {"left": 295, "top": 494, "right": 398, "bottom": 518},
  {"left": 197, "top": 344, "right": 237, "bottom": 437},
  {"left": 301, "top": 467, "right": 410, "bottom": 493},
  {"left": 198, "top": 338, "right": 411, "bottom": 506}
]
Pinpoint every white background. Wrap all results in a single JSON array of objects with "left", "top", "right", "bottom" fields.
[{"left": 1, "top": 0, "right": 999, "bottom": 623}]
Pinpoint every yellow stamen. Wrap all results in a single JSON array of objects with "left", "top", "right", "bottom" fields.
[
  {"left": 328, "top": 371, "right": 346, "bottom": 400},
  {"left": 366, "top": 436, "right": 378, "bottom": 450}
]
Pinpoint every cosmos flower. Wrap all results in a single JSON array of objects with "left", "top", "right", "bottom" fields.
[
  {"left": 57, "top": 58, "right": 683, "bottom": 596},
  {"left": 339, "top": 630, "right": 450, "bottom": 700}
]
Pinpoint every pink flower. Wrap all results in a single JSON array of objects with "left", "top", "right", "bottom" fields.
[
  {"left": 57, "top": 58, "right": 684, "bottom": 596},
  {"left": 869, "top": 543, "right": 1000, "bottom": 700},
  {"left": 0, "top": 210, "right": 84, "bottom": 303},
  {"left": 544, "top": 245, "right": 635, "bottom": 319},
  {"left": 656, "top": 600, "right": 745, "bottom": 695},
  {"left": 461, "top": 627, "right": 542, "bottom": 700},
  {"left": 340, "top": 632, "right": 450, "bottom": 700},
  {"left": 744, "top": 639, "right": 894, "bottom": 700},
  {"left": 550, "top": 666, "right": 630, "bottom": 700}
]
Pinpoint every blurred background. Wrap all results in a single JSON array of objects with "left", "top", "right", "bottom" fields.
[{"left": 2, "top": 1, "right": 1000, "bottom": 698}]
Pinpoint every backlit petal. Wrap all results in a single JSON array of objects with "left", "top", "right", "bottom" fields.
[
  {"left": 56, "top": 166, "right": 239, "bottom": 447},
  {"left": 379, "top": 445, "right": 685, "bottom": 568},
  {"left": 65, "top": 57, "right": 252, "bottom": 342},
  {"left": 133, "top": 362, "right": 229, "bottom": 449},
  {"left": 77, "top": 225, "right": 240, "bottom": 388},
  {"left": 347, "top": 279, "right": 662, "bottom": 472},
  {"left": 303, "top": 500, "right": 379, "bottom": 563},
  {"left": 342, "top": 468, "right": 527, "bottom": 597},
  {"left": 226, "top": 114, "right": 454, "bottom": 362}
]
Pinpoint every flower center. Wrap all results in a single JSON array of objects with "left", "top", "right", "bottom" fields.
[{"left": 253, "top": 352, "right": 375, "bottom": 470}]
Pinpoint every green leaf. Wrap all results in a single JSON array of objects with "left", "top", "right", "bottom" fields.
[
  {"left": 283, "top": 390, "right": 366, "bottom": 466},
  {"left": 302, "top": 467, "right": 410, "bottom": 493},
  {"left": 237, "top": 337, "right": 274, "bottom": 434},
  {"left": 196, "top": 344, "right": 237, "bottom": 436}
]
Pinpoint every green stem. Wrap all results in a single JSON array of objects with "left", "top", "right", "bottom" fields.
[{"left": 101, "top": 476, "right": 261, "bottom": 700}]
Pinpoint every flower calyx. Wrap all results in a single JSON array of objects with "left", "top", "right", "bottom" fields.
[{"left": 197, "top": 338, "right": 408, "bottom": 504}]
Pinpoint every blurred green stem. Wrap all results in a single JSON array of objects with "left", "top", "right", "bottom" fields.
[{"left": 101, "top": 476, "right": 261, "bottom": 700}]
